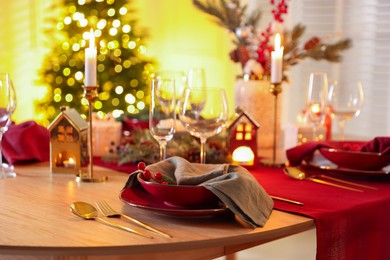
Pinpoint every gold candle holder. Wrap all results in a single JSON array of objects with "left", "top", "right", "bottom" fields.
[
  {"left": 261, "top": 82, "right": 285, "bottom": 167},
  {"left": 76, "top": 85, "right": 107, "bottom": 183}
]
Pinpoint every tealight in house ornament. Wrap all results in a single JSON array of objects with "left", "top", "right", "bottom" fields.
[
  {"left": 228, "top": 108, "right": 260, "bottom": 168},
  {"left": 48, "top": 107, "right": 88, "bottom": 175}
]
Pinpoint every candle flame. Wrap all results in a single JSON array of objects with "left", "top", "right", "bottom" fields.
[
  {"left": 274, "top": 33, "right": 281, "bottom": 51},
  {"left": 89, "top": 28, "right": 95, "bottom": 49},
  {"left": 310, "top": 103, "right": 321, "bottom": 114},
  {"left": 69, "top": 157, "right": 75, "bottom": 164}
]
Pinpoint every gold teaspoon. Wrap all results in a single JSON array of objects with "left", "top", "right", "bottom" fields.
[{"left": 70, "top": 201, "right": 153, "bottom": 238}]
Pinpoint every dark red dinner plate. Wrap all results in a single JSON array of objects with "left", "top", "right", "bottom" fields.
[
  {"left": 319, "top": 148, "right": 390, "bottom": 171},
  {"left": 119, "top": 186, "right": 228, "bottom": 217},
  {"left": 137, "top": 173, "right": 220, "bottom": 208},
  {"left": 304, "top": 153, "right": 390, "bottom": 178}
]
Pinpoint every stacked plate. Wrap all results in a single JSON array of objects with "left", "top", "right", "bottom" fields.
[
  {"left": 120, "top": 173, "right": 226, "bottom": 217},
  {"left": 306, "top": 142, "right": 390, "bottom": 177}
]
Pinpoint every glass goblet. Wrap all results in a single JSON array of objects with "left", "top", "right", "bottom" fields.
[
  {"left": 328, "top": 80, "right": 364, "bottom": 140},
  {"left": 155, "top": 70, "right": 187, "bottom": 102},
  {"left": 149, "top": 78, "right": 176, "bottom": 161},
  {"left": 187, "top": 67, "right": 206, "bottom": 89},
  {"left": 0, "top": 73, "right": 14, "bottom": 179},
  {"left": 179, "top": 88, "right": 228, "bottom": 164},
  {"left": 306, "top": 72, "right": 329, "bottom": 141}
]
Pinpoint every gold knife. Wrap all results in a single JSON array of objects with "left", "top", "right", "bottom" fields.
[
  {"left": 307, "top": 177, "right": 363, "bottom": 192},
  {"left": 270, "top": 196, "right": 304, "bottom": 206},
  {"left": 320, "top": 175, "right": 378, "bottom": 190}
]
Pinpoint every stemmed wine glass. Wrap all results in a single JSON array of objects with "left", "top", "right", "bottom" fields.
[
  {"left": 149, "top": 78, "right": 176, "bottom": 161},
  {"left": 179, "top": 88, "right": 228, "bottom": 164},
  {"left": 328, "top": 80, "right": 364, "bottom": 140},
  {"left": 155, "top": 70, "right": 187, "bottom": 101},
  {"left": 306, "top": 72, "right": 329, "bottom": 141},
  {"left": 187, "top": 68, "right": 206, "bottom": 89},
  {"left": 0, "top": 73, "right": 15, "bottom": 179}
]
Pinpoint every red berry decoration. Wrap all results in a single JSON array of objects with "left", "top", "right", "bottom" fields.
[
  {"left": 136, "top": 162, "right": 176, "bottom": 185},
  {"left": 137, "top": 161, "right": 146, "bottom": 171},
  {"left": 143, "top": 169, "right": 152, "bottom": 180},
  {"left": 154, "top": 172, "right": 163, "bottom": 181}
]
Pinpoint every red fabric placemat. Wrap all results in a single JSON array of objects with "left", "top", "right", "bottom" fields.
[{"left": 94, "top": 158, "right": 390, "bottom": 260}]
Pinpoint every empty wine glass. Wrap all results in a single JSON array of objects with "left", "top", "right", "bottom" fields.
[
  {"left": 179, "top": 88, "right": 228, "bottom": 164},
  {"left": 0, "top": 73, "right": 14, "bottom": 179},
  {"left": 187, "top": 68, "right": 206, "bottom": 89},
  {"left": 149, "top": 78, "right": 176, "bottom": 161},
  {"left": 306, "top": 72, "right": 329, "bottom": 141},
  {"left": 155, "top": 70, "right": 187, "bottom": 101},
  {"left": 2, "top": 79, "right": 17, "bottom": 177},
  {"left": 328, "top": 80, "right": 364, "bottom": 140}
]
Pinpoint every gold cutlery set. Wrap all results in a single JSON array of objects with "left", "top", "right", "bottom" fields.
[
  {"left": 271, "top": 167, "right": 378, "bottom": 206},
  {"left": 70, "top": 201, "right": 171, "bottom": 238},
  {"left": 284, "top": 166, "right": 377, "bottom": 192}
]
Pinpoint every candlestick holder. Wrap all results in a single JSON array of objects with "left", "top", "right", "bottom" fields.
[
  {"left": 261, "top": 82, "right": 285, "bottom": 167},
  {"left": 76, "top": 85, "right": 107, "bottom": 183}
]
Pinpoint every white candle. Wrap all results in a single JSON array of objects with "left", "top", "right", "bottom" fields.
[
  {"left": 271, "top": 33, "right": 284, "bottom": 83},
  {"left": 85, "top": 28, "right": 97, "bottom": 86}
]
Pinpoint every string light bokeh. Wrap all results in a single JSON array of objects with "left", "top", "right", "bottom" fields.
[{"left": 37, "top": 0, "right": 155, "bottom": 125}]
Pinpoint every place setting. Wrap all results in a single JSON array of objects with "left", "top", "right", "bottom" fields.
[{"left": 286, "top": 137, "right": 390, "bottom": 180}]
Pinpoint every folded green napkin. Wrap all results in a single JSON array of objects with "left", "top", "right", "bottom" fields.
[{"left": 124, "top": 156, "right": 274, "bottom": 228}]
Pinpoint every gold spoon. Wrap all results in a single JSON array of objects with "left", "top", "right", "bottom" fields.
[
  {"left": 284, "top": 167, "right": 363, "bottom": 192},
  {"left": 70, "top": 201, "right": 153, "bottom": 238}
]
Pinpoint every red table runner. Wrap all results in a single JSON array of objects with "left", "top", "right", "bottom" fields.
[
  {"left": 250, "top": 166, "right": 390, "bottom": 260},
  {"left": 94, "top": 158, "right": 390, "bottom": 260}
]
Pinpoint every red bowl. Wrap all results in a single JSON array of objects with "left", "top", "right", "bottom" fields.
[
  {"left": 319, "top": 148, "right": 390, "bottom": 170},
  {"left": 137, "top": 173, "right": 220, "bottom": 208}
]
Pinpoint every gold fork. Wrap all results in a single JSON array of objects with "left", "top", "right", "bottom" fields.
[{"left": 95, "top": 200, "right": 171, "bottom": 238}]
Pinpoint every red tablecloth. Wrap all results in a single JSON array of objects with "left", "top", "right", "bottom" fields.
[
  {"left": 249, "top": 166, "right": 390, "bottom": 260},
  {"left": 94, "top": 158, "right": 390, "bottom": 260}
]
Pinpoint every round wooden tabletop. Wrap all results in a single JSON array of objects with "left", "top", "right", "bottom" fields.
[{"left": 0, "top": 163, "right": 314, "bottom": 259}]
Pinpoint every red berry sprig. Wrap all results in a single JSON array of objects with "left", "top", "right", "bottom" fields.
[{"left": 137, "top": 162, "right": 176, "bottom": 185}]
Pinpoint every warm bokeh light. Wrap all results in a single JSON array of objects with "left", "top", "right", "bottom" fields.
[
  {"left": 2, "top": 0, "right": 236, "bottom": 124},
  {"left": 232, "top": 146, "right": 255, "bottom": 165}
]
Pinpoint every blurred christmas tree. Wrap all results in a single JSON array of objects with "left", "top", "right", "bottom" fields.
[{"left": 37, "top": 0, "right": 155, "bottom": 125}]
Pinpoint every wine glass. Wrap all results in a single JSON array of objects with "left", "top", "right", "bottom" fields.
[
  {"left": 149, "top": 78, "right": 176, "bottom": 161},
  {"left": 306, "top": 72, "right": 329, "bottom": 141},
  {"left": 179, "top": 88, "right": 228, "bottom": 164},
  {"left": 155, "top": 70, "right": 187, "bottom": 101},
  {"left": 187, "top": 68, "right": 206, "bottom": 89},
  {"left": 328, "top": 80, "right": 364, "bottom": 140},
  {"left": 3, "top": 79, "right": 17, "bottom": 176},
  {"left": 0, "top": 73, "right": 14, "bottom": 179}
]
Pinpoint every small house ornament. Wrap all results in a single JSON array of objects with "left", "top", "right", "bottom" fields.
[
  {"left": 48, "top": 107, "right": 89, "bottom": 175},
  {"left": 228, "top": 108, "right": 260, "bottom": 168}
]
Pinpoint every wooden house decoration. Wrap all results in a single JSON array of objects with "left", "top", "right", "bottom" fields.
[
  {"left": 228, "top": 109, "right": 260, "bottom": 168},
  {"left": 48, "top": 107, "right": 89, "bottom": 175}
]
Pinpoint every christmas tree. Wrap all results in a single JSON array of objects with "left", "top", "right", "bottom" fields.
[{"left": 37, "top": 0, "right": 155, "bottom": 125}]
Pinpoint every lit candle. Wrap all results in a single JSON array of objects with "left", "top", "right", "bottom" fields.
[
  {"left": 85, "top": 28, "right": 97, "bottom": 86},
  {"left": 232, "top": 146, "right": 255, "bottom": 166},
  {"left": 63, "top": 158, "right": 76, "bottom": 168},
  {"left": 271, "top": 33, "right": 284, "bottom": 83}
]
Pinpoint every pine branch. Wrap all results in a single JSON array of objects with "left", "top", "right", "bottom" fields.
[{"left": 192, "top": 0, "right": 261, "bottom": 45}]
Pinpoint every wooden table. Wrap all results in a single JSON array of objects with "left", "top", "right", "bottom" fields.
[{"left": 0, "top": 163, "right": 314, "bottom": 259}]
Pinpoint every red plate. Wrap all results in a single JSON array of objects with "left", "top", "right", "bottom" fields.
[
  {"left": 304, "top": 153, "right": 390, "bottom": 178},
  {"left": 119, "top": 186, "right": 228, "bottom": 217},
  {"left": 137, "top": 173, "right": 220, "bottom": 208},
  {"left": 319, "top": 148, "right": 390, "bottom": 170}
]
